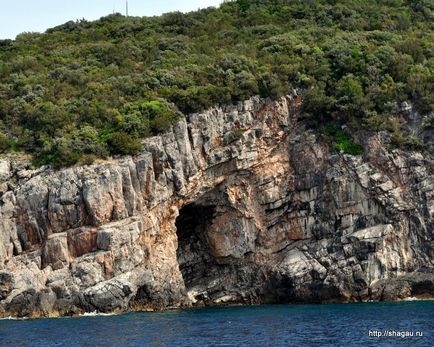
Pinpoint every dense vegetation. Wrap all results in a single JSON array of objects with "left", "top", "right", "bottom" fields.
[{"left": 0, "top": 0, "right": 432, "bottom": 167}]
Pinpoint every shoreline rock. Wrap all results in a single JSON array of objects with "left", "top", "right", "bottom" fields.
[{"left": 0, "top": 95, "right": 433, "bottom": 318}]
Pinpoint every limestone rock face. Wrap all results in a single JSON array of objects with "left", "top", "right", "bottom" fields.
[
  {"left": 0, "top": 95, "right": 433, "bottom": 317},
  {"left": 0, "top": 159, "right": 11, "bottom": 181}
]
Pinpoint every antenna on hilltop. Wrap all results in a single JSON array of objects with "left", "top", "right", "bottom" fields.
[{"left": 126, "top": 0, "right": 129, "bottom": 17}]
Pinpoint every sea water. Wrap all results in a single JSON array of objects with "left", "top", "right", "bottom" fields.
[{"left": 1, "top": 301, "right": 433, "bottom": 346}]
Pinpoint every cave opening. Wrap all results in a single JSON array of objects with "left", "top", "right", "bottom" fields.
[
  {"left": 175, "top": 203, "right": 217, "bottom": 289},
  {"left": 174, "top": 196, "right": 262, "bottom": 305}
]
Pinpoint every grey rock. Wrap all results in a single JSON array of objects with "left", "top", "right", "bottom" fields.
[
  {"left": 0, "top": 272, "right": 13, "bottom": 300},
  {"left": 0, "top": 159, "right": 11, "bottom": 181},
  {"left": 42, "top": 234, "right": 70, "bottom": 270}
]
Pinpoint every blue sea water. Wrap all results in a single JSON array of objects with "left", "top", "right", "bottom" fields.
[{"left": 0, "top": 301, "right": 433, "bottom": 347}]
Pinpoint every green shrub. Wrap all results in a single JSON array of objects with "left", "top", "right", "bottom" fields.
[
  {"left": 34, "top": 137, "right": 82, "bottom": 169},
  {"left": 302, "top": 86, "right": 333, "bottom": 125},
  {"left": 404, "top": 137, "right": 426, "bottom": 151},
  {"left": 322, "top": 125, "right": 363, "bottom": 155},
  {"left": 0, "top": 130, "right": 17, "bottom": 152},
  {"left": 335, "top": 137, "right": 364, "bottom": 155},
  {"left": 141, "top": 100, "right": 179, "bottom": 135},
  {"left": 107, "top": 132, "right": 142, "bottom": 155},
  {"left": 0, "top": 132, "right": 9, "bottom": 152},
  {"left": 230, "top": 128, "right": 245, "bottom": 142}
]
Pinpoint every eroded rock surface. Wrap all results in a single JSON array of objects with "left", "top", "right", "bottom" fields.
[{"left": 0, "top": 95, "right": 433, "bottom": 317}]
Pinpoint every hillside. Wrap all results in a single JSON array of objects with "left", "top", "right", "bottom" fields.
[
  {"left": 1, "top": 94, "right": 433, "bottom": 318},
  {"left": 0, "top": 0, "right": 433, "bottom": 167}
]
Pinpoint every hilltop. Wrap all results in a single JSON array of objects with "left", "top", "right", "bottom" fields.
[{"left": 0, "top": 0, "right": 432, "bottom": 167}]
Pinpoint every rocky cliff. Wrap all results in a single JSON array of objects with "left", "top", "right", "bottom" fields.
[{"left": 0, "top": 95, "right": 433, "bottom": 317}]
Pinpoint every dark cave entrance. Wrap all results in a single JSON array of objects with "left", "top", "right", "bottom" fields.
[
  {"left": 175, "top": 203, "right": 217, "bottom": 289},
  {"left": 174, "top": 198, "right": 262, "bottom": 306}
]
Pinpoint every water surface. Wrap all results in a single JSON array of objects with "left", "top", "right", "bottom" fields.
[{"left": 1, "top": 301, "right": 433, "bottom": 346}]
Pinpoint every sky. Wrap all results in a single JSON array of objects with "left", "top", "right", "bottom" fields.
[{"left": 0, "top": 0, "right": 224, "bottom": 40}]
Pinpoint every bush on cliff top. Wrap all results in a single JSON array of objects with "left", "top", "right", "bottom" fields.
[
  {"left": 0, "top": 0, "right": 432, "bottom": 166},
  {"left": 322, "top": 125, "right": 364, "bottom": 156}
]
